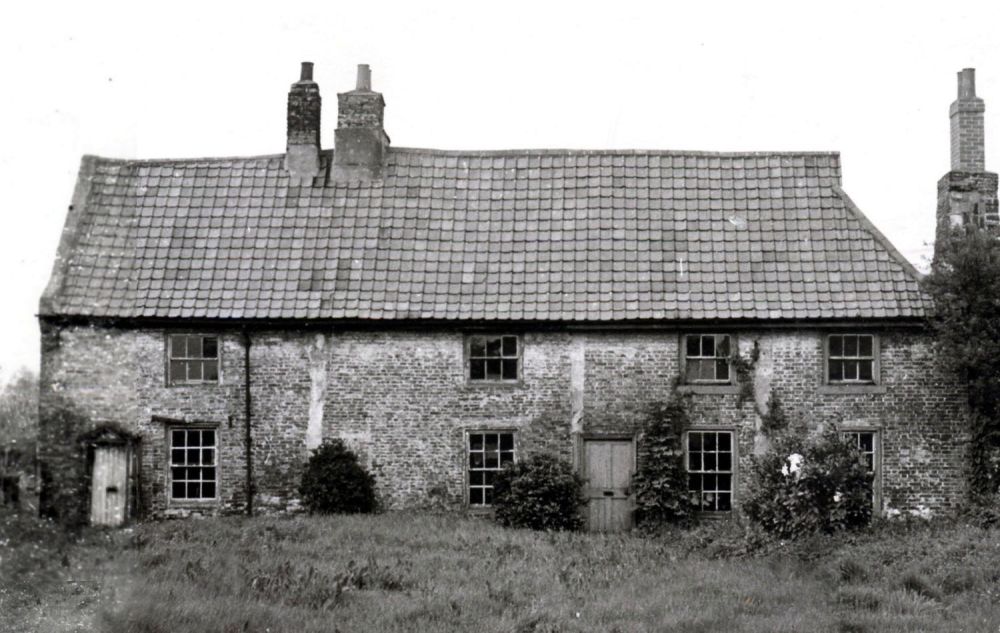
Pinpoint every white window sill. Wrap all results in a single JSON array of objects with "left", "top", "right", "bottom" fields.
[
  {"left": 818, "top": 384, "right": 887, "bottom": 395},
  {"left": 676, "top": 384, "right": 741, "bottom": 395}
]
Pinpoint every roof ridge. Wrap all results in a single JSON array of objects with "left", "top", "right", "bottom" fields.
[{"left": 832, "top": 185, "right": 925, "bottom": 283}]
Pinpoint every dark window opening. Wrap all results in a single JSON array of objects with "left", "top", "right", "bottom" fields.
[
  {"left": 469, "top": 335, "right": 520, "bottom": 382},
  {"left": 684, "top": 334, "right": 732, "bottom": 383},
  {"left": 687, "top": 430, "right": 733, "bottom": 511},
  {"left": 468, "top": 432, "right": 515, "bottom": 506},
  {"left": 169, "top": 428, "right": 217, "bottom": 500},
  {"left": 168, "top": 334, "right": 220, "bottom": 385}
]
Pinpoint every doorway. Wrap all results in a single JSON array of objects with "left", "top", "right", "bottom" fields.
[{"left": 583, "top": 438, "right": 635, "bottom": 532}]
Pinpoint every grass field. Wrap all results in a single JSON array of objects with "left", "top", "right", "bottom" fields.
[{"left": 2, "top": 511, "right": 999, "bottom": 633}]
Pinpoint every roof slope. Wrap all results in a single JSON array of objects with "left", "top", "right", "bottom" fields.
[{"left": 40, "top": 148, "right": 930, "bottom": 322}]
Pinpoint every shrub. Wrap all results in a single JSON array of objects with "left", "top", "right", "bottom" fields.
[
  {"left": 631, "top": 399, "right": 700, "bottom": 527},
  {"left": 299, "top": 439, "right": 376, "bottom": 514},
  {"left": 742, "top": 429, "right": 872, "bottom": 539},
  {"left": 492, "top": 453, "right": 585, "bottom": 531}
]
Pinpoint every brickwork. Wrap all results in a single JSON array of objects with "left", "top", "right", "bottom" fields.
[{"left": 38, "top": 322, "right": 969, "bottom": 524}]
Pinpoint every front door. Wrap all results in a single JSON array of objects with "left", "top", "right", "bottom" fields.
[
  {"left": 584, "top": 439, "right": 635, "bottom": 532},
  {"left": 90, "top": 445, "right": 129, "bottom": 526}
]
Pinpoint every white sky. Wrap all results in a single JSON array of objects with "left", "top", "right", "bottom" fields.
[{"left": 1, "top": 0, "right": 998, "bottom": 381}]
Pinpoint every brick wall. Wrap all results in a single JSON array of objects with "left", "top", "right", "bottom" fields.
[{"left": 38, "top": 322, "right": 968, "bottom": 523}]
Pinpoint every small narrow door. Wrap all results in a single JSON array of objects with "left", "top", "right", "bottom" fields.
[
  {"left": 91, "top": 445, "right": 129, "bottom": 526},
  {"left": 584, "top": 439, "right": 635, "bottom": 532}
]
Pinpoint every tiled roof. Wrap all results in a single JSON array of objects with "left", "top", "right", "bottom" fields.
[{"left": 40, "top": 148, "right": 930, "bottom": 322}]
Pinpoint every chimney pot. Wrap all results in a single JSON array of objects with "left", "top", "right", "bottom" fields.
[
  {"left": 357, "top": 64, "right": 371, "bottom": 91},
  {"left": 300, "top": 61, "right": 314, "bottom": 82},
  {"left": 958, "top": 68, "right": 977, "bottom": 99}
]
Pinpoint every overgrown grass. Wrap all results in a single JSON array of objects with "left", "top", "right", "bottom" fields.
[{"left": 3, "top": 511, "right": 999, "bottom": 632}]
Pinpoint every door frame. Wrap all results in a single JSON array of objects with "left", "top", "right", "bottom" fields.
[
  {"left": 79, "top": 424, "right": 140, "bottom": 526},
  {"left": 579, "top": 433, "right": 637, "bottom": 532}
]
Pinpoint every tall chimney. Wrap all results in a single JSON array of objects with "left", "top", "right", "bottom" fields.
[
  {"left": 936, "top": 68, "right": 999, "bottom": 248},
  {"left": 333, "top": 64, "right": 390, "bottom": 182},
  {"left": 285, "top": 61, "right": 322, "bottom": 186},
  {"left": 951, "top": 68, "right": 986, "bottom": 171}
]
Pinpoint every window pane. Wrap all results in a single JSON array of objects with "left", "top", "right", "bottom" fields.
[
  {"left": 202, "top": 467, "right": 216, "bottom": 482},
  {"left": 171, "top": 449, "right": 185, "bottom": 465},
  {"left": 204, "top": 361, "right": 219, "bottom": 382},
  {"left": 844, "top": 335, "right": 858, "bottom": 357},
  {"left": 687, "top": 473, "right": 701, "bottom": 492},
  {"left": 188, "top": 336, "right": 203, "bottom": 358},
  {"left": 715, "top": 359, "right": 729, "bottom": 381},
  {"left": 172, "top": 430, "right": 186, "bottom": 447},
  {"left": 499, "top": 434, "right": 513, "bottom": 451},
  {"left": 188, "top": 361, "right": 203, "bottom": 382},
  {"left": 859, "top": 336, "right": 873, "bottom": 357},
  {"left": 703, "top": 453, "right": 716, "bottom": 471},
  {"left": 702, "top": 336, "right": 715, "bottom": 357},
  {"left": 686, "top": 336, "right": 700, "bottom": 357},
  {"left": 187, "top": 482, "right": 201, "bottom": 498},
  {"left": 470, "top": 471, "right": 483, "bottom": 485},
  {"left": 485, "top": 359, "right": 501, "bottom": 380},
  {"left": 500, "top": 450, "right": 514, "bottom": 465},
  {"left": 718, "top": 432, "right": 732, "bottom": 451},
  {"left": 484, "top": 488, "right": 493, "bottom": 505},
  {"left": 483, "top": 471, "right": 496, "bottom": 486},
  {"left": 829, "top": 335, "right": 843, "bottom": 357},
  {"left": 717, "top": 335, "right": 730, "bottom": 357},
  {"left": 718, "top": 452, "right": 732, "bottom": 471},
  {"left": 717, "top": 492, "right": 732, "bottom": 511},
  {"left": 187, "top": 449, "right": 201, "bottom": 465},
  {"left": 470, "top": 488, "right": 483, "bottom": 505},
  {"left": 187, "top": 430, "right": 201, "bottom": 447},
  {"left": 859, "top": 361, "right": 873, "bottom": 382},
  {"left": 172, "top": 481, "right": 186, "bottom": 499},
  {"left": 501, "top": 359, "right": 518, "bottom": 380},
  {"left": 689, "top": 452, "right": 702, "bottom": 471},
  {"left": 844, "top": 361, "right": 858, "bottom": 381},
  {"left": 469, "top": 453, "right": 484, "bottom": 468},
  {"left": 469, "top": 338, "right": 486, "bottom": 357},
  {"left": 689, "top": 433, "right": 702, "bottom": 451},
  {"left": 202, "top": 449, "right": 215, "bottom": 465},
  {"left": 485, "top": 337, "right": 502, "bottom": 357},
  {"left": 469, "top": 434, "right": 484, "bottom": 450},
  {"left": 470, "top": 359, "right": 485, "bottom": 380},
  {"left": 170, "top": 335, "right": 187, "bottom": 358},
  {"left": 484, "top": 451, "right": 499, "bottom": 468},
  {"left": 859, "top": 433, "right": 874, "bottom": 452},
  {"left": 703, "top": 474, "right": 717, "bottom": 490},
  {"left": 704, "top": 433, "right": 717, "bottom": 451},
  {"left": 202, "top": 482, "right": 216, "bottom": 498},
  {"left": 502, "top": 336, "right": 517, "bottom": 357},
  {"left": 170, "top": 361, "right": 186, "bottom": 383},
  {"left": 202, "top": 337, "right": 218, "bottom": 359},
  {"left": 202, "top": 430, "right": 215, "bottom": 447},
  {"left": 718, "top": 474, "right": 732, "bottom": 492},
  {"left": 829, "top": 360, "right": 843, "bottom": 381}
]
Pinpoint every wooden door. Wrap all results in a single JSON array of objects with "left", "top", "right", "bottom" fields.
[
  {"left": 584, "top": 439, "right": 635, "bottom": 532},
  {"left": 91, "top": 445, "right": 128, "bottom": 526}
]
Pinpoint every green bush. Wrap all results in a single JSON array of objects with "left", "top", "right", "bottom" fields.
[
  {"left": 492, "top": 453, "right": 585, "bottom": 531},
  {"left": 743, "top": 429, "right": 872, "bottom": 539},
  {"left": 299, "top": 439, "right": 376, "bottom": 514},
  {"left": 631, "top": 400, "right": 700, "bottom": 527}
]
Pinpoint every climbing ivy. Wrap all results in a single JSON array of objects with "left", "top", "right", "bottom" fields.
[
  {"left": 631, "top": 398, "right": 700, "bottom": 527},
  {"left": 730, "top": 340, "right": 760, "bottom": 408}
]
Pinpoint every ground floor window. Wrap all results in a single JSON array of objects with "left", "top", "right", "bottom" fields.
[
  {"left": 686, "top": 430, "right": 733, "bottom": 512},
  {"left": 842, "top": 430, "right": 879, "bottom": 508},
  {"left": 169, "top": 428, "right": 217, "bottom": 500},
  {"left": 468, "top": 431, "right": 515, "bottom": 506}
]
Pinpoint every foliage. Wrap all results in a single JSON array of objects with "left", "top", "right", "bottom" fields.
[
  {"left": 0, "top": 368, "right": 38, "bottom": 471},
  {"left": 742, "top": 429, "right": 872, "bottom": 539},
  {"left": 923, "top": 225, "right": 1000, "bottom": 497},
  {"left": 492, "top": 453, "right": 586, "bottom": 531},
  {"left": 631, "top": 399, "right": 700, "bottom": 527},
  {"left": 730, "top": 340, "right": 760, "bottom": 408},
  {"left": 760, "top": 390, "right": 788, "bottom": 435},
  {"left": 298, "top": 439, "right": 376, "bottom": 514}
]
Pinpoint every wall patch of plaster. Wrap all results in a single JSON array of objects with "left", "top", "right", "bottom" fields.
[{"left": 306, "top": 333, "right": 327, "bottom": 450}]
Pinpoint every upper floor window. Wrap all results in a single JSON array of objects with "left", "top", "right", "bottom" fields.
[
  {"left": 168, "top": 334, "right": 219, "bottom": 385},
  {"left": 827, "top": 334, "right": 877, "bottom": 384},
  {"left": 468, "top": 335, "right": 520, "bottom": 382},
  {"left": 683, "top": 334, "right": 732, "bottom": 383}
]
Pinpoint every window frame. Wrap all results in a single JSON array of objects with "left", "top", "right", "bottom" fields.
[
  {"left": 465, "top": 430, "right": 517, "bottom": 509},
  {"left": 678, "top": 333, "right": 737, "bottom": 393},
  {"left": 167, "top": 426, "right": 219, "bottom": 504},
  {"left": 684, "top": 428, "right": 737, "bottom": 515},
  {"left": 465, "top": 334, "right": 522, "bottom": 385},
  {"left": 166, "top": 333, "right": 221, "bottom": 386},
  {"left": 823, "top": 333, "right": 882, "bottom": 390},
  {"left": 840, "top": 428, "right": 882, "bottom": 514}
]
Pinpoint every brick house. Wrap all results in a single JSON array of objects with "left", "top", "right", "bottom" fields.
[{"left": 37, "top": 63, "right": 993, "bottom": 530}]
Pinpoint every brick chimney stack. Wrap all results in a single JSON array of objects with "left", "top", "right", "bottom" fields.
[
  {"left": 936, "top": 68, "right": 999, "bottom": 248},
  {"left": 333, "top": 64, "right": 390, "bottom": 182},
  {"left": 285, "top": 61, "right": 322, "bottom": 186}
]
